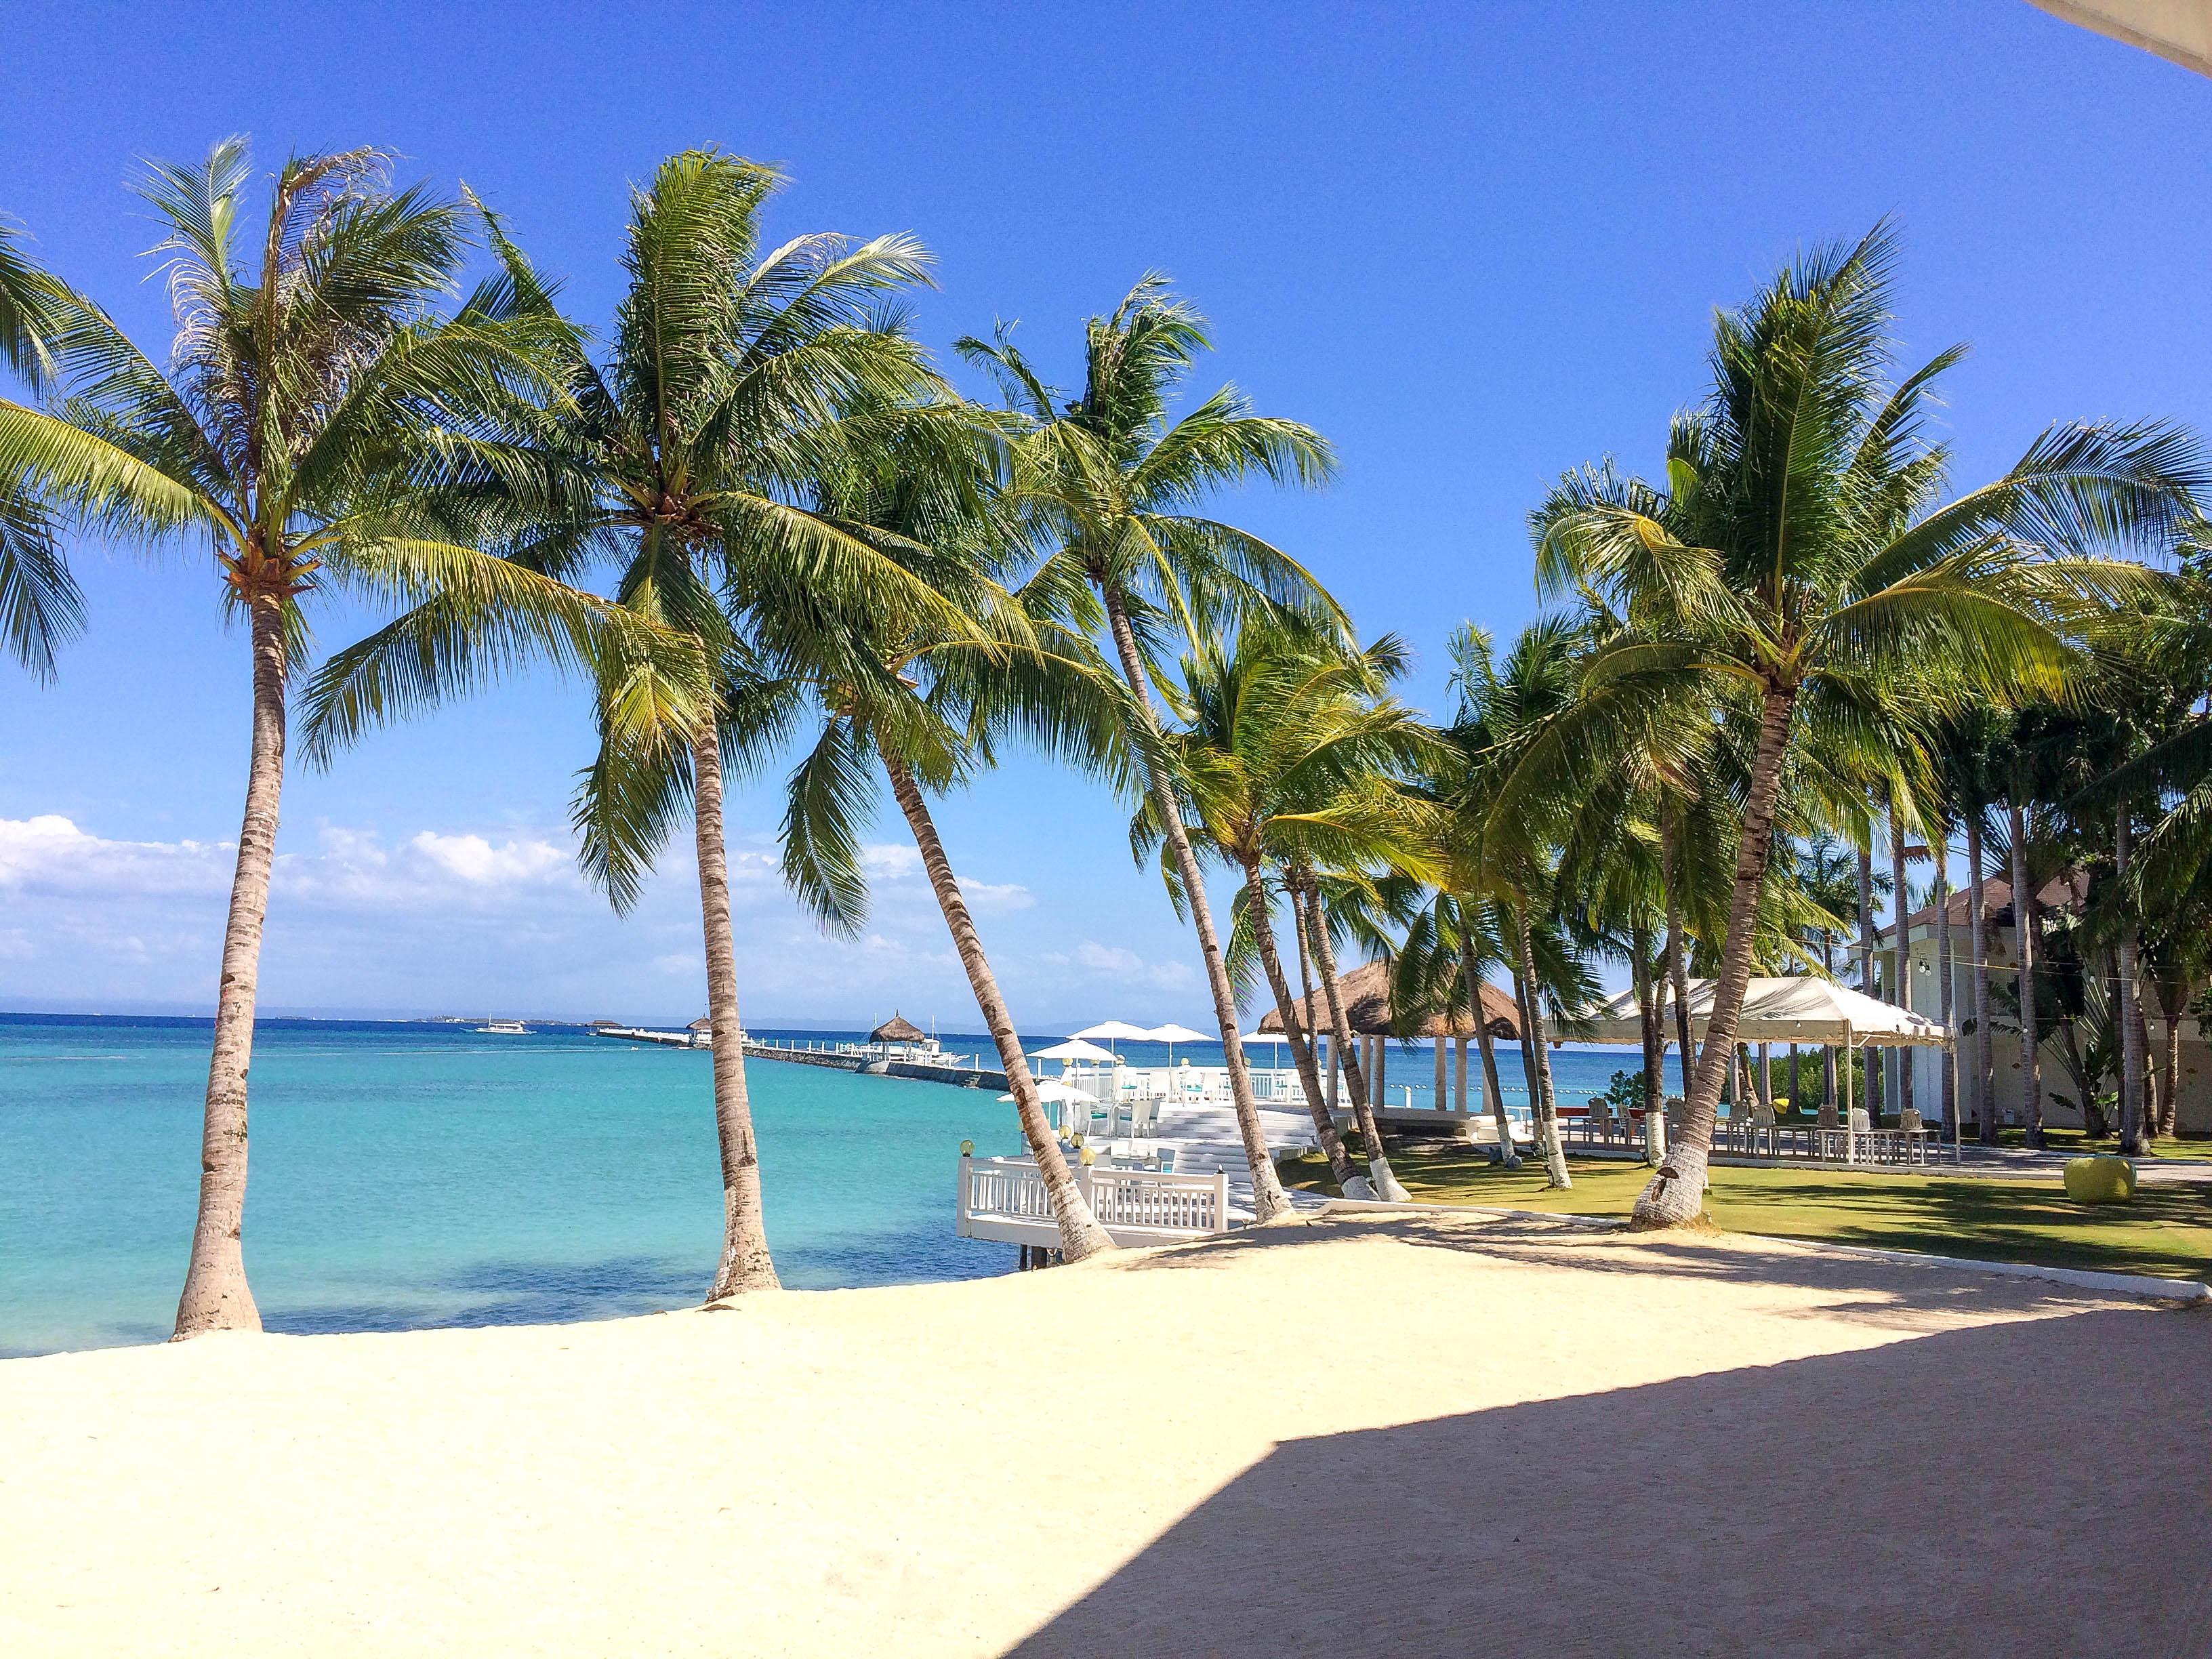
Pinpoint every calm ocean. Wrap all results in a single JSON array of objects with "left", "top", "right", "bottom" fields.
[{"left": 0, "top": 1012, "right": 1636, "bottom": 1357}]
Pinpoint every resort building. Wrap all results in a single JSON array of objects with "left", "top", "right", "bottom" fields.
[{"left": 1880, "top": 874, "right": 2211, "bottom": 1134}]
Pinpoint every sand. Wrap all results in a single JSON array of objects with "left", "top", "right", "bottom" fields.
[{"left": 4, "top": 1212, "right": 2209, "bottom": 1658}]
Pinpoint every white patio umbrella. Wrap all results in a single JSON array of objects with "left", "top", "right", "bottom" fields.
[
  {"left": 1144, "top": 1022, "right": 1212, "bottom": 1067},
  {"left": 1033, "top": 1038, "right": 1120, "bottom": 1065},
  {"left": 1067, "top": 1019, "right": 1153, "bottom": 1044},
  {"left": 997, "top": 1079, "right": 1089, "bottom": 1103}
]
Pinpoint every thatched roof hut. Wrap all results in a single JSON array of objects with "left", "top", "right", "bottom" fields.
[
  {"left": 687, "top": 1017, "right": 715, "bottom": 1033},
  {"left": 870, "top": 1012, "right": 928, "bottom": 1045},
  {"left": 1256, "top": 959, "right": 1521, "bottom": 1040}
]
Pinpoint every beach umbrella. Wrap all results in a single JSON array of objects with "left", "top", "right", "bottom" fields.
[
  {"left": 1033, "top": 1038, "right": 1119, "bottom": 1065},
  {"left": 998, "top": 1079, "right": 1088, "bottom": 1103},
  {"left": 1143, "top": 1022, "right": 1211, "bottom": 1067},
  {"left": 1067, "top": 1019, "right": 1153, "bottom": 1043}
]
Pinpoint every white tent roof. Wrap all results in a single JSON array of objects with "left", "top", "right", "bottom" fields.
[
  {"left": 1144, "top": 1023, "right": 1212, "bottom": 1045},
  {"left": 1580, "top": 977, "right": 1950, "bottom": 1048}
]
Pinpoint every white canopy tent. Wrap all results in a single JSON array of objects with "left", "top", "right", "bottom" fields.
[
  {"left": 1578, "top": 977, "right": 1954, "bottom": 1160},
  {"left": 1580, "top": 977, "right": 1950, "bottom": 1048}
]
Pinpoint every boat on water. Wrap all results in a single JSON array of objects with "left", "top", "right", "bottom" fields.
[{"left": 478, "top": 1019, "right": 529, "bottom": 1035}]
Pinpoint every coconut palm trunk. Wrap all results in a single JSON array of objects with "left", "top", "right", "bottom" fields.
[
  {"left": 882, "top": 754, "right": 1113, "bottom": 1257},
  {"left": 1462, "top": 943, "right": 1520, "bottom": 1166},
  {"left": 1298, "top": 879, "right": 1409, "bottom": 1200},
  {"left": 2115, "top": 809, "right": 2146, "bottom": 1154},
  {"left": 2153, "top": 977, "right": 2184, "bottom": 1139},
  {"left": 1512, "top": 914, "right": 1572, "bottom": 1188},
  {"left": 693, "top": 727, "right": 780, "bottom": 1298},
  {"left": 173, "top": 590, "right": 289, "bottom": 1337},
  {"left": 1242, "top": 863, "right": 1370, "bottom": 1197},
  {"left": 1633, "top": 920, "right": 1666, "bottom": 1151},
  {"left": 1968, "top": 811, "right": 1996, "bottom": 1144},
  {"left": 2009, "top": 794, "right": 2045, "bottom": 1147},
  {"left": 1632, "top": 685, "right": 1795, "bottom": 1226},
  {"left": 1097, "top": 592, "right": 1289, "bottom": 1219},
  {"left": 1655, "top": 808, "right": 1688, "bottom": 1160},
  {"left": 1888, "top": 799, "right": 1914, "bottom": 1123},
  {"left": 1933, "top": 810, "right": 1955, "bottom": 1139},
  {"left": 1856, "top": 834, "right": 1882, "bottom": 1117}
]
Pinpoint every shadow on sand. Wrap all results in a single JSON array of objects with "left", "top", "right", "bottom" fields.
[{"left": 1012, "top": 1221, "right": 2212, "bottom": 1658}]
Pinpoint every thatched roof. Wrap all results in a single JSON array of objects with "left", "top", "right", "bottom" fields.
[
  {"left": 687, "top": 1017, "right": 715, "bottom": 1033},
  {"left": 1256, "top": 959, "right": 1521, "bottom": 1040},
  {"left": 871, "top": 1012, "right": 927, "bottom": 1044}
]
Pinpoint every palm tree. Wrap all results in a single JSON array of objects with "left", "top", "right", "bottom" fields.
[
  {"left": 1525, "top": 223, "right": 2199, "bottom": 1225},
  {"left": 1446, "top": 618, "right": 1603, "bottom": 1187},
  {"left": 0, "top": 219, "right": 81, "bottom": 678},
  {"left": 306, "top": 151, "right": 943, "bottom": 1298},
  {"left": 0, "top": 141, "right": 700, "bottom": 1336},
  {"left": 960, "top": 279, "right": 1337, "bottom": 1223},
  {"left": 1934, "top": 708, "right": 2007, "bottom": 1140},
  {"left": 756, "top": 405, "right": 1122, "bottom": 1259},
  {"left": 1160, "top": 626, "right": 1435, "bottom": 1198},
  {"left": 1394, "top": 888, "right": 1522, "bottom": 1166}
]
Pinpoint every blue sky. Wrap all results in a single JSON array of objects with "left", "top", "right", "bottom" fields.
[{"left": 1, "top": 1, "right": 2206, "bottom": 1028}]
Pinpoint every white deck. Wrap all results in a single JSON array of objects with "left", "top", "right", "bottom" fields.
[{"left": 966, "top": 1087, "right": 1330, "bottom": 1251}]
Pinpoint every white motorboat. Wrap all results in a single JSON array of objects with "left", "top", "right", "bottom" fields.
[{"left": 478, "top": 1019, "right": 529, "bottom": 1035}]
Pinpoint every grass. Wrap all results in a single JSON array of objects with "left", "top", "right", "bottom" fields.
[
  {"left": 1980, "top": 1125, "right": 2212, "bottom": 1162},
  {"left": 1277, "top": 1141, "right": 2212, "bottom": 1283}
]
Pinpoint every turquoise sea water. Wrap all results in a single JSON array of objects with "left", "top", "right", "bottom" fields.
[{"left": 0, "top": 1013, "right": 1637, "bottom": 1358}]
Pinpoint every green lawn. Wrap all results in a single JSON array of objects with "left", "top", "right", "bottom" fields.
[
  {"left": 1979, "top": 1125, "right": 2212, "bottom": 1162},
  {"left": 1277, "top": 1142, "right": 2212, "bottom": 1283}
]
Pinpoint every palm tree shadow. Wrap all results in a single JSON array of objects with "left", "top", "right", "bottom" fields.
[
  {"left": 1002, "top": 1304, "right": 2212, "bottom": 1658},
  {"left": 1114, "top": 1214, "right": 2171, "bottom": 1328}
]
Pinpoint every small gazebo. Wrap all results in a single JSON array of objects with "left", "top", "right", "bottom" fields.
[
  {"left": 1256, "top": 959, "right": 1523, "bottom": 1113},
  {"left": 869, "top": 1012, "right": 928, "bottom": 1057}
]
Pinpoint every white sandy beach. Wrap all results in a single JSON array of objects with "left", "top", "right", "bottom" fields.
[{"left": 5, "top": 1212, "right": 2208, "bottom": 1658}]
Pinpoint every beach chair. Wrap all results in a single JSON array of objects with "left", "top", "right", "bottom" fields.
[
  {"left": 1748, "top": 1098, "right": 1776, "bottom": 1159},
  {"left": 1898, "top": 1107, "right": 1927, "bottom": 1166}
]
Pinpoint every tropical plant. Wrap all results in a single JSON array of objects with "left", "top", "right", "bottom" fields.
[
  {"left": 759, "top": 403, "right": 1126, "bottom": 1258},
  {"left": 1520, "top": 222, "right": 2200, "bottom": 1225},
  {"left": 1158, "top": 625, "right": 1436, "bottom": 1197},
  {"left": 304, "top": 150, "right": 943, "bottom": 1298},
  {"left": 0, "top": 140, "right": 705, "bottom": 1335},
  {"left": 1393, "top": 887, "right": 1522, "bottom": 1165},
  {"left": 0, "top": 219, "right": 81, "bottom": 678},
  {"left": 960, "top": 277, "right": 1338, "bottom": 1221}
]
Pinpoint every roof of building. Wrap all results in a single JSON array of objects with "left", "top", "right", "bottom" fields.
[
  {"left": 1883, "top": 871, "right": 2089, "bottom": 943},
  {"left": 1256, "top": 958, "right": 1523, "bottom": 1040},
  {"left": 870, "top": 1012, "right": 928, "bottom": 1044},
  {"left": 687, "top": 1017, "right": 715, "bottom": 1032}
]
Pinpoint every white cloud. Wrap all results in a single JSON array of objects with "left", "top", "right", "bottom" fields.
[
  {"left": 957, "top": 877, "right": 1034, "bottom": 914},
  {"left": 0, "top": 814, "right": 230, "bottom": 898},
  {"left": 653, "top": 950, "right": 703, "bottom": 975},
  {"left": 1048, "top": 939, "right": 1197, "bottom": 992},
  {"left": 859, "top": 843, "right": 922, "bottom": 879},
  {"left": 407, "top": 831, "right": 569, "bottom": 886}
]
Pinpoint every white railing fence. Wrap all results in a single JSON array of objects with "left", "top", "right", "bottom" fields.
[{"left": 957, "top": 1155, "right": 1230, "bottom": 1244}]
